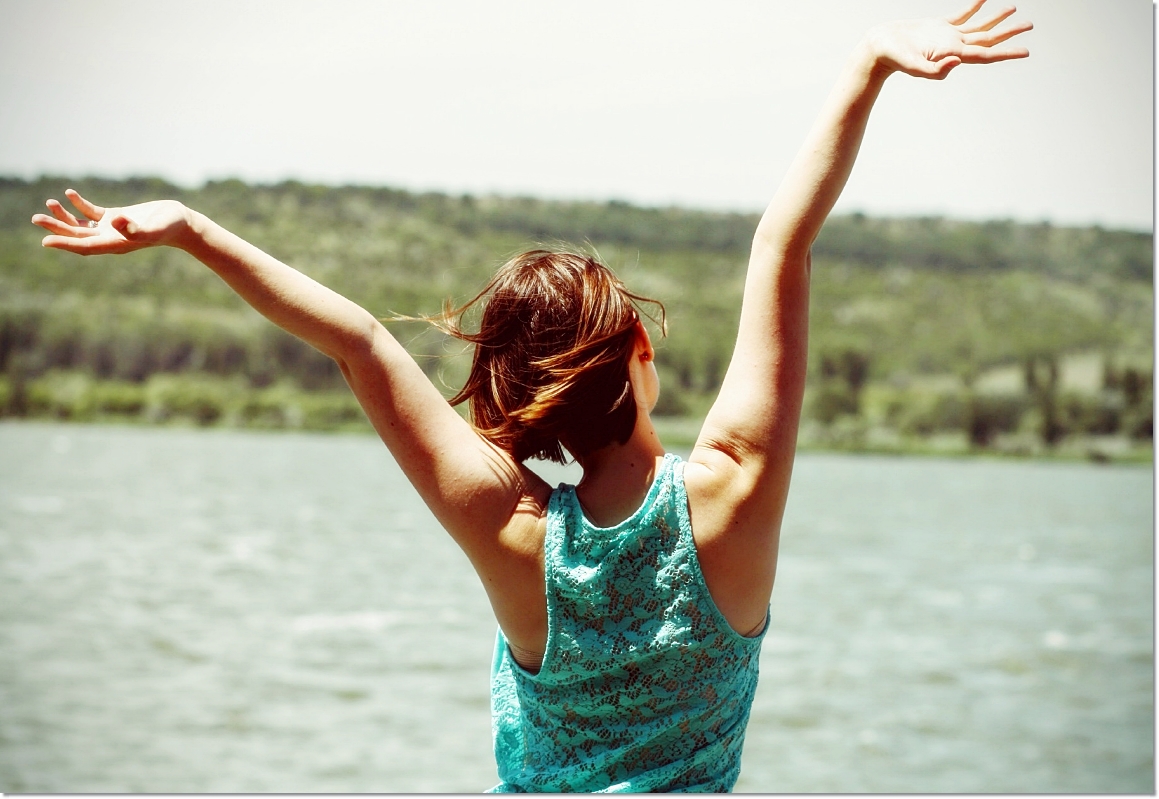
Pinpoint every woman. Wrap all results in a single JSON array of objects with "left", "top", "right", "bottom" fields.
[{"left": 33, "top": 2, "right": 1030, "bottom": 790}]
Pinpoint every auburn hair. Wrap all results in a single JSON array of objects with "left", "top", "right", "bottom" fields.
[{"left": 431, "top": 249, "right": 665, "bottom": 464}]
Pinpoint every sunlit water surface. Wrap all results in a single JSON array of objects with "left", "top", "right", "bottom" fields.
[{"left": 0, "top": 422, "right": 1152, "bottom": 792}]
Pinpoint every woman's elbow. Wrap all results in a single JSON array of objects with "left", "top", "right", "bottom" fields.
[{"left": 330, "top": 312, "right": 386, "bottom": 374}]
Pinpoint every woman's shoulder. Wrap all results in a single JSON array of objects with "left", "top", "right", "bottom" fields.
[
  {"left": 474, "top": 460, "right": 552, "bottom": 560},
  {"left": 680, "top": 446, "right": 780, "bottom": 637}
]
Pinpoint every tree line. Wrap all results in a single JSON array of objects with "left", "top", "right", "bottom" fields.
[{"left": 1, "top": 175, "right": 1151, "bottom": 458}]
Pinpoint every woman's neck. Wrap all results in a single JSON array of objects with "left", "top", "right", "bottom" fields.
[{"left": 574, "top": 412, "right": 667, "bottom": 528}]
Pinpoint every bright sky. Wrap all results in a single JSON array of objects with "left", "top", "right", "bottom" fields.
[{"left": 2, "top": 0, "right": 1153, "bottom": 231}]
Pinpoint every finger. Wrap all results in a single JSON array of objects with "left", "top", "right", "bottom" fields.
[
  {"left": 46, "top": 198, "right": 82, "bottom": 227},
  {"left": 110, "top": 213, "right": 139, "bottom": 238},
  {"left": 41, "top": 234, "right": 83, "bottom": 251},
  {"left": 900, "top": 53, "right": 961, "bottom": 79},
  {"left": 42, "top": 234, "right": 123, "bottom": 255},
  {"left": 31, "top": 214, "right": 101, "bottom": 237},
  {"left": 958, "top": 44, "right": 1031, "bottom": 63},
  {"left": 960, "top": 4, "right": 1016, "bottom": 33},
  {"left": 947, "top": 0, "right": 987, "bottom": 26},
  {"left": 64, "top": 188, "right": 106, "bottom": 221},
  {"left": 964, "top": 20, "right": 1033, "bottom": 47},
  {"left": 928, "top": 55, "right": 962, "bottom": 79}
]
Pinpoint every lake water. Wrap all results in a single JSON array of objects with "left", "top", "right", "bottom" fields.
[{"left": 0, "top": 422, "right": 1152, "bottom": 793}]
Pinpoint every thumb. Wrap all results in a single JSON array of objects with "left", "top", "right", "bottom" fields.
[
  {"left": 930, "top": 55, "right": 961, "bottom": 79},
  {"left": 110, "top": 214, "right": 139, "bottom": 238}
]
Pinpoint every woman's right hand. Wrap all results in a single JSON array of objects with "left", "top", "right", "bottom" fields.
[
  {"left": 866, "top": 0, "right": 1032, "bottom": 81},
  {"left": 32, "top": 189, "right": 192, "bottom": 255}
]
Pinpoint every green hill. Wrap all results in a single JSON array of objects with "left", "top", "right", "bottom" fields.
[{"left": 0, "top": 176, "right": 1151, "bottom": 461}]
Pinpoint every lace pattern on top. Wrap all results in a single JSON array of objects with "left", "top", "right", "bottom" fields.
[{"left": 489, "top": 454, "right": 768, "bottom": 793}]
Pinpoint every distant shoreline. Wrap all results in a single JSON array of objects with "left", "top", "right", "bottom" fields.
[
  {"left": 3, "top": 416, "right": 1150, "bottom": 467},
  {"left": 5, "top": 177, "right": 1152, "bottom": 465}
]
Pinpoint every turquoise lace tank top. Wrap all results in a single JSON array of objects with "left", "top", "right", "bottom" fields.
[{"left": 489, "top": 454, "right": 768, "bottom": 793}]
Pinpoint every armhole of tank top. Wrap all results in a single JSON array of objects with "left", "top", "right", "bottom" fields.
[
  {"left": 672, "top": 459, "right": 770, "bottom": 646},
  {"left": 506, "top": 484, "right": 566, "bottom": 680}
]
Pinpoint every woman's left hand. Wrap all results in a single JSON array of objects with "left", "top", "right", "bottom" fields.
[{"left": 867, "top": 0, "right": 1032, "bottom": 80}]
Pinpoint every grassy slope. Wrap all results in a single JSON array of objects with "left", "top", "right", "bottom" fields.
[{"left": 1, "top": 176, "right": 1152, "bottom": 460}]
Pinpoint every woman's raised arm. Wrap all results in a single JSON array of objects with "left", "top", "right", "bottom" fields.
[
  {"left": 32, "top": 191, "right": 537, "bottom": 556},
  {"left": 684, "top": 0, "right": 1031, "bottom": 632}
]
